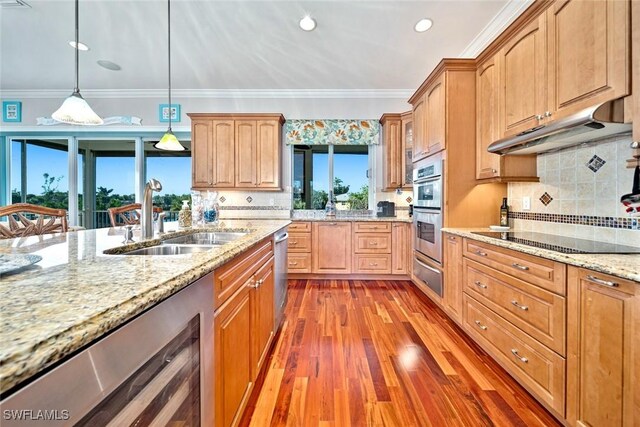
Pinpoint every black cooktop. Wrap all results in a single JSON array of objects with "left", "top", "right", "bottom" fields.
[{"left": 471, "top": 231, "right": 640, "bottom": 254}]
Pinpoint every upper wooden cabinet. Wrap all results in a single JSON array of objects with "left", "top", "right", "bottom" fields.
[
  {"left": 496, "top": 0, "right": 629, "bottom": 138},
  {"left": 188, "top": 113, "right": 285, "bottom": 190},
  {"left": 476, "top": 55, "right": 538, "bottom": 182},
  {"left": 547, "top": 0, "right": 630, "bottom": 120},
  {"left": 409, "top": 60, "right": 476, "bottom": 163},
  {"left": 380, "top": 111, "right": 413, "bottom": 190}
]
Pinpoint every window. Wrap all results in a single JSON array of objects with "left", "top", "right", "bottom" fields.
[
  {"left": 292, "top": 145, "right": 370, "bottom": 210},
  {"left": 145, "top": 141, "right": 192, "bottom": 220}
]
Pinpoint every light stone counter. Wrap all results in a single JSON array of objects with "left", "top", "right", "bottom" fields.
[
  {"left": 442, "top": 228, "right": 640, "bottom": 283},
  {"left": 0, "top": 219, "right": 289, "bottom": 395}
]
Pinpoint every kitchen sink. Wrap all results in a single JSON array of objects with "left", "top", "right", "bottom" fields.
[
  {"left": 122, "top": 244, "right": 214, "bottom": 256},
  {"left": 162, "top": 232, "right": 247, "bottom": 246}
]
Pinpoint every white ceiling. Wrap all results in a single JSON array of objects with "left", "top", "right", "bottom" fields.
[{"left": 1, "top": 0, "right": 517, "bottom": 92}]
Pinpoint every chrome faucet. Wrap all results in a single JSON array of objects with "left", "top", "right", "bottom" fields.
[{"left": 141, "top": 178, "right": 162, "bottom": 239}]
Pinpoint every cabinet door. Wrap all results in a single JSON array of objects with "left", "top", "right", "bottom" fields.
[
  {"left": 567, "top": 267, "right": 639, "bottom": 427},
  {"left": 401, "top": 114, "right": 413, "bottom": 187},
  {"left": 212, "top": 120, "right": 236, "bottom": 187},
  {"left": 215, "top": 286, "right": 253, "bottom": 427},
  {"left": 251, "top": 257, "right": 275, "bottom": 378},
  {"left": 547, "top": 0, "right": 630, "bottom": 121},
  {"left": 476, "top": 57, "right": 502, "bottom": 180},
  {"left": 235, "top": 120, "right": 257, "bottom": 188},
  {"left": 443, "top": 234, "right": 463, "bottom": 323},
  {"left": 256, "top": 120, "right": 281, "bottom": 189},
  {"left": 391, "top": 222, "right": 410, "bottom": 275},
  {"left": 412, "top": 95, "right": 427, "bottom": 162},
  {"left": 425, "top": 74, "right": 446, "bottom": 154},
  {"left": 500, "top": 15, "right": 547, "bottom": 137},
  {"left": 192, "top": 120, "right": 213, "bottom": 187},
  {"left": 383, "top": 118, "right": 402, "bottom": 190},
  {"left": 312, "top": 222, "right": 352, "bottom": 273}
]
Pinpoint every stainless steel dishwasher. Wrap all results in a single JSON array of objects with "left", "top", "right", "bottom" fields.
[{"left": 274, "top": 229, "right": 289, "bottom": 327}]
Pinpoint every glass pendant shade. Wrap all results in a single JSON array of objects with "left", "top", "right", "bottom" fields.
[
  {"left": 52, "top": 91, "right": 103, "bottom": 125},
  {"left": 156, "top": 129, "right": 185, "bottom": 151}
]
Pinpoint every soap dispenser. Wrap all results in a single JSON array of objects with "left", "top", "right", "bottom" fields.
[{"left": 178, "top": 200, "right": 192, "bottom": 228}]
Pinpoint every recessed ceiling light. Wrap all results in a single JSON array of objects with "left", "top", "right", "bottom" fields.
[
  {"left": 97, "top": 60, "right": 121, "bottom": 71},
  {"left": 299, "top": 15, "right": 316, "bottom": 32},
  {"left": 69, "top": 41, "right": 89, "bottom": 51},
  {"left": 414, "top": 18, "right": 433, "bottom": 33}
]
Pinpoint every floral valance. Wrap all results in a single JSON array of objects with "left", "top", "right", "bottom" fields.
[{"left": 285, "top": 119, "right": 380, "bottom": 145}]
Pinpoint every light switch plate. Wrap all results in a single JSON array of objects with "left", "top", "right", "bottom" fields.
[{"left": 523, "top": 196, "right": 531, "bottom": 211}]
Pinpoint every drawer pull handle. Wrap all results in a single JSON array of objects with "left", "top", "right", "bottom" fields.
[
  {"left": 511, "top": 349, "right": 528, "bottom": 363},
  {"left": 247, "top": 280, "right": 259, "bottom": 289},
  {"left": 475, "top": 251, "right": 488, "bottom": 257},
  {"left": 448, "top": 236, "right": 456, "bottom": 241},
  {"left": 329, "top": 222, "right": 338, "bottom": 226},
  {"left": 511, "top": 263, "right": 529, "bottom": 271},
  {"left": 370, "top": 241, "right": 378, "bottom": 245},
  {"left": 474, "top": 280, "right": 487, "bottom": 289},
  {"left": 511, "top": 300, "right": 529, "bottom": 311},
  {"left": 290, "top": 241, "right": 298, "bottom": 245},
  {"left": 289, "top": 262, "right": 298, "bottom": 266},
  {"left": 369, "top": 263, "right": 378, "bottom": 267},
  {"left": 474, "top": 320, "right": 488, "bottom": 330},
  {"left": 586, "top": 275, "right": 619, "bottom": 288}
]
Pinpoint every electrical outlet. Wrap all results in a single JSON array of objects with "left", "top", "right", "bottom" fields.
[
  {"left": 523, "top": 196, "right": 531, "bottom": 211},
  {"left": 269, "top": 198, "right": 275, "bottom": 206}
]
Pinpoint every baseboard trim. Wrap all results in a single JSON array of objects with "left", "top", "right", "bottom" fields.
[{"left": 288, "top": 273, "right": 411, "bottom": 281}]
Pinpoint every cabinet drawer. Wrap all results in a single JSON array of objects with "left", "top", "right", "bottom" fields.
[
  {"left": 289, "top": 221, "right": 311, "bottom": 232},
  {"left": 353, "top": 254, "right": 392, "bottom": 274},
  {"left": 463, "top": 259, "right": 566, "bottom": 356},
  {"left": 354, "top": 222, "right": 392, "bottom": 233},
  {"left": 288, "top": 232, "right": 311, "bottom": 253},
  {"left": 354, "top": 233, "right": 391, "bottom": 253},
  {"left": 463, "top": 294, "right": 565, "bottom": 415},
  {"left": 215, "top": 238, "right": 273, "bottom": 310},
  {"left": 463, "top": 239, "right": 566, "bottom": 295},
  {"left": 287, "top": 253, "right": 311, "bottom": 273}
]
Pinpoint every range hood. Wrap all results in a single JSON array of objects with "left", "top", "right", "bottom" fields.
[{"left": 488, "top": 98, "right": 632, "bottom": 155}]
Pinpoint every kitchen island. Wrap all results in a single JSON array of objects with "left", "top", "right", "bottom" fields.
[{"left": 0, "top": 219, "right": 289, "bottom": 395}]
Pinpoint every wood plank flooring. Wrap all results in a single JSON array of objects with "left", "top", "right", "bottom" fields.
[{"left": 244, "top": 279, "right": 560, "bottom": 426}]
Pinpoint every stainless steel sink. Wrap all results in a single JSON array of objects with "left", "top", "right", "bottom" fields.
[
  {"left": 162, "top": 232, "right": 247, "bottom": 246},
  {"left": 122, "top": 245, "right": 214, "bottom": 256}
]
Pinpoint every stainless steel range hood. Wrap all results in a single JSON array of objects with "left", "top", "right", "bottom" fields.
[{"left": 488, "top": 98, "right": 631, "bottom": 155}]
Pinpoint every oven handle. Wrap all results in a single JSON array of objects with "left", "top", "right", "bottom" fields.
[
  {"left": 413, "top": 206, "right": 442, "bottom": 213},
  {"left": 414, "top": 175, "right": 442, "bottom": 185},
  {"left": 414, "top": 258, "right": 440, "bottom": 274}
]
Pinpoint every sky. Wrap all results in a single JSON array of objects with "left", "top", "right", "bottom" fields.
[
  {"left": 311, "top": 152, "right": 368, "bottom": 193},
  {"left": 10, "top": 142, "right": 191, "bottom": 196}
]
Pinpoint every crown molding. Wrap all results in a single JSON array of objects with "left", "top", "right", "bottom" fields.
[
  {"left": 0, "top": 88, "right": 414, "bottom": 100},
  {"left": 458, "top": 0, "right": 535, "bottom": 58}
]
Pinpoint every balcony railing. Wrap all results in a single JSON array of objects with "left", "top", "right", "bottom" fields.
[{"left": 79, "top": 210, "right": 181, "bottom": 229}]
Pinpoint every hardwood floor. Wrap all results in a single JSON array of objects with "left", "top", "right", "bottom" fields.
[{"left": 244, "top": 279, "right": 560, "bottom": 426}]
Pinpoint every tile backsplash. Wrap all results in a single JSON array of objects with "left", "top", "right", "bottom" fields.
[{"left": 507, "top": 134, "right": 639, "bottom": 247}]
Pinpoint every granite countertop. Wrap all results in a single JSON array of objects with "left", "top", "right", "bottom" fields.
[
  {"left": 291, "top": 212, "right": 413, "bottom": 223},
  {"left": 0, "top": 219, "right": 290, "bottom": 395},
  {"left": 442, "top": 228, "right": 640, "bottom": 283}
]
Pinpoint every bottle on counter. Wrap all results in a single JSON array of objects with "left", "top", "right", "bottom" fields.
[
  {"left": 178, "top": 200, "right": 192, "bottom": 228},
  {"left": 500, "top": 197, "right": 509, "bottom": 227}
]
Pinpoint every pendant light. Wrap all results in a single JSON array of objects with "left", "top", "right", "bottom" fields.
[
  {"left": 52, "top": 0, "right": 103, "bottom": 125},
  {"left": 156, "top": 0, "right": 185, "bottom": 151}
]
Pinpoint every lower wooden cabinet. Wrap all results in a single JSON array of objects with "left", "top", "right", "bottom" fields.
[
  {"left": 392, "top": 222, "right": 410, "bottom": 275},
  {"left": 251, "top": 257, "right": 275, "bottom": 379},
  {"left": 312, "top": 222, "right": 352, "bottom": 274},
  {"left": 443, "top": 233, "right": 463, "bottom": 323},
  {"left": 566, "top": 267, "right": 640, "bottom": 427},
  {"left": 215, "top": 285, "right": 253, "bottom": 427}
]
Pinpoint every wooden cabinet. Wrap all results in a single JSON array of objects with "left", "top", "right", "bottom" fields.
[
  {"left": 566, "top": 267, "right": 640, "bottom": 427},
  {"left": 380, "top": 114, "right": 403, "bottom": 190},
  {"left": 425, "top": 73, "right": 446, "bottom": 154},
  {"left": 215, "top": 285, "right": 252, "bottom": 427},
  {"left": 288, "top": 222, "right": 312, "bottom": 274},
  {"left": 443, "top": 233, "right": 463, "bottom": 323},
  {"left": 312, "top": 222, "right": 352, "bottom": 273},
  {"left": 188, "top": 113, "right": 284, "bottom": 190},
  {"left": 214, "top": 237, "right": 276, "bottom": 427},
  {"left": 500, "top": 14, "right": 548, "bottom": 137},
  {"left": 476, "top": 55, "right": 538, "bottom": 182},
  {"left": 547, "top": 0, "right": 630, "bottom": 120},
  {"left": 251, "top": 257, "right": 275, "bottom": 378},
  {"left": 391, "top": 222, "right": 410, "bottom": 275},
  {"left": 412, "top": 95, "right": 427, "bottom": 162}
]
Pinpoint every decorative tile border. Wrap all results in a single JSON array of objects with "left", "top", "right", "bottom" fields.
[
  {"left": 219, "top": 206, "right": 289, "bottom": 211},
  {"left": 509, "top": 211, "right": 640, "bottom": 230}
]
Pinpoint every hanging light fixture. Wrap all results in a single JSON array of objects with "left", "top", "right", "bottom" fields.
[
  {"left": 52, "top": 0, "right": 103, "bottom": 125},
  {"left": 156, "top": 0, "right": 185, "bottom": 151}
]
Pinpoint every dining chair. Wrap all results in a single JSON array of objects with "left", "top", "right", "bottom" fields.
[
  {"left": 108, "top": 203, "right": 163, "bottom": 227},
  {"left": 0, "top": 203, "right": 68, "bottom": 239}
]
